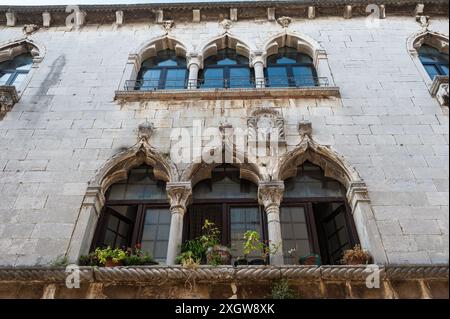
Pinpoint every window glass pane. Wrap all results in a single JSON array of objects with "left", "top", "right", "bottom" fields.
[
  {"left": 11, "top": 73, "right": 27, "bottom": 87},
  {"left": 103, "top": 230, "right": 116, "bottom": 247},
  {"left": 106, "top": 215, "right": 120, "bottom": 231},
  {"left": 202, "top": 68, "right": 224, "bottom": 88},
  {"left": 141, "top": 208, "right": 171, "bottom": 262},
  {"left": 441, "top": 64, "right": 449, "bottom": 75},
  {"left": 229, "top": 67, "right": 252, "bottom": 88},
  {"left": 293, "top": 66, "right": 315, "bottom": 86},
  {"left": 267, "top": 66, "right": 289, "bottom": 87},
  {"left": 230, "top": 207, "right": 262, "bottom": 261},
  {"left": 142, "top": 69, "right": 161, "bottom": 89},
  {"left": 281, "top": 206, "right": 311, "bottom": 264},
  {"left": 165, "top": 69, "right": 187, "bottom": 89},
  {"left": 424, "top": 64, "right": 440, "bottom": 79},
  {"left": 0, "top": 72, "right": 11, "bottom": 85}
]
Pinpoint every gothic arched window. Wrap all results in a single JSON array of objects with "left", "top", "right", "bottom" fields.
[
  {"left": 136, "top": 49, "right": 187, "bottom": 90},
  {"left": 419, "top": 44, "right": 449, "bottom": 79},
  {"left": 92, "top": 164, "right": 170, "bottom": 263},
  {"left": 0, "top": 53, "right": 33, "bottom": 87},
  {"left": 266, "top": 47, "right": 317, "bottom": 87},
  {"left": 281, "top": 162, "right": 359, "bottom": 265},
  {"left": 199, "top": 48, "right": 253, "bottom": 89}
]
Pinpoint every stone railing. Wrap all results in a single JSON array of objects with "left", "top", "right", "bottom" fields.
[
  {"left": 0, "top": 85, "right": 19, "bottom": 116},
  {"left": 0, "top": 264, "right": 447, "bottom": 299}
]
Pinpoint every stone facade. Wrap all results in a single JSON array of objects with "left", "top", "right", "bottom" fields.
[{"left": 0, "top": 1, "right": 448, "bottom": 275}]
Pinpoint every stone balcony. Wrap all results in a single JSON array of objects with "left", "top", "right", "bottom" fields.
[
  {"left": 0, "top": 264, "right": 447, "bottom": 299},
  {"left": 0, "top": 85, "right": 19, "bottom": 117}
]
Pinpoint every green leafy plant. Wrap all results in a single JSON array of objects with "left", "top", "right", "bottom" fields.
[
  {"left": 341, "top": 244, "right": 371, "bottom": 265},
  {"left": 177, "top": 251, "right": 201, "bottom": 268},
  {"left": 199, "top": 219, "right": 221, "bottom": 249},
  {"left": 123, "top": 244, "right": 158, "bottom": 266},
  {"left": 270, "top": 279, "right": 297, "bottom": 299},
  {"left": 78, "top": 252, "right": 100, "bottom": 266},
  {"left": 206, "top": 251, "right": 223, "bottom": 266},
  {"left": 95, "top": 247, "right": 126, "bottom": 265},
  {"left": 50, "top": 255, "right": 69, "bottom": 267}
]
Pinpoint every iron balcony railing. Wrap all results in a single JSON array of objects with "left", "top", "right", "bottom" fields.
[{"left": 124, "top": 76, "right": 330, "bottom": 91}]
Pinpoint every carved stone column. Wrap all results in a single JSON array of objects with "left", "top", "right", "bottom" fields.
[
  {"left": 251, "top": 53, "right": 266, "bottom": 88},
  {"left": 258, "top": 181, "right": 285, "bottom": 265},
  {"left": 166, "top": 182, "right": 192, "bottom": 265},
  {"left": 187, "top": 54, "right": 202, "bottom": 89}
]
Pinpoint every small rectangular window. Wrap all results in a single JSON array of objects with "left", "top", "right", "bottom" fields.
[{"left": 141, "top": 208, "right": 171, "bottom": 262}]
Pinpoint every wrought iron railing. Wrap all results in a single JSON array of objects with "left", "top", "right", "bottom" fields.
[{"left": 124, "top": 76, "right": 330, "bottom": 91}]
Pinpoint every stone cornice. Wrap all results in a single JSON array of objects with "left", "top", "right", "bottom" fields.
[
  {"left": 0, "top": 265, "right": 447, "bottom": 283},
  {"left": 0, "top": 1, "right": 448, "bottom": 27},
  {"left": 115, "top": 86, "right": 341, "bottom": 102}
]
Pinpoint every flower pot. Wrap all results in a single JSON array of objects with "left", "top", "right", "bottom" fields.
[
  {"left": 207, "top": 245, "right": 232, "bottom": 265},
  {"left": 104, "top": 258, "right": 122, "bottom": 267},
  {"left": 299, "top": 254, "right": 322, "bottom": 266},
  {"left": 234, "top": 258, "right": 249, "bottom": 266},
  {"left": 249, "top": 258, "right": 266, "bottom": 265}
]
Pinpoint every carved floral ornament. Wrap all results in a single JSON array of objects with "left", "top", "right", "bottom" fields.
[
  {"left": 166, "top": 182, "right": 192, "bottom": 213},
  {"left": 247, "top": 108, "right": 286, "bottom": 145},
  {"left": 220, "top": 19, "right": 233, "bottom": 31},
  {"left": 277, "top": 16, "right": 293, "bottom": 28}
]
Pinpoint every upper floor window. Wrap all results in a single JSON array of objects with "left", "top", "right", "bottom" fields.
[
  {"left": 266, "top": 47, "right": 317, "bottom": 87},
  {"left": 136, "top": 49, "right": 187, "bottom": 90},
  {"left": 199, "top": 48, "right": 253, "bottom": 89},
  {"left": 419, "top": 44, "right": 449, "bottom": 79},
  {"left": 0, "top": 53, "right": 33, "bottom": 87}
]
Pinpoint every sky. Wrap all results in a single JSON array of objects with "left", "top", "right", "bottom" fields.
[{"left": 0, "top": 0, "right": 252, "bottom": 5}]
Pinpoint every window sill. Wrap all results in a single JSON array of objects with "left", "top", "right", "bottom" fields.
[
  {"left": 0, "top": 85, "right": 19, "bottom": 115},
  {"left": 115, "top": 86, "right": 341, "bottom": 102}
]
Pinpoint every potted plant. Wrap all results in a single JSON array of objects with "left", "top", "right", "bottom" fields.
[
  {"left": 235, "top": 230, "right": 267, "bottom": 266},
  {"left": 201, "top": 220, "right": 232, "bottom": 266},
  {"left": 95, "top": 247, "right": 126, "bottom": 267},
  {"left": 123, "top": 244, "right": 158, "bottom": 266},
  {"left": 299, "top": 253, "right": 322, "bottom": 266},
  {"left": 341, "top": 245, "right": 371, "bottom": 265}
]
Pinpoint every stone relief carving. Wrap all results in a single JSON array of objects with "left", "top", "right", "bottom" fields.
[
  {"left": 277, "top": 16, "right": 292, "bottom": 28},
  {"left": 137, "top": 121, "right": 155, "bottom": 141},
  {"left": 23, "top": 24, "right": 40, "bottom": 35},
  {"left": 0, "top": 86, "right": 19, "bottom": 115},
  {"left": 220, "top": 19, "right": 233, "bottom": 31},
  {"left": 258, "top": 181, "right": 285, "bottom": 209},
  {"left": 162, "top": 20, "right": 175, "bottom": 34},
  {"left": 436, "top": 83, "right": 449, "bottom": 107},
  {"left": 247, "top": 108, "right": 286, "bottom": 145},
  {"left": 166, "top": 182, "right": 192, "bottom": 213}
]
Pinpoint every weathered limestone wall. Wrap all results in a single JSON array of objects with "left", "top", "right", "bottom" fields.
[{"left": 0, "top": 16, "right": 448, "bottom": 266}]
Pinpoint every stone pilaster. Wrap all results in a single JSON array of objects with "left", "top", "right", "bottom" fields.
[
  {"left": 166, "top": 182, "right": 192, "bottom": 265},
  {"left": 258, "top": 181, "right": 285, "bottom": 265}
]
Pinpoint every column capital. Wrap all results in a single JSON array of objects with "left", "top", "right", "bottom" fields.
[
  {"left": 166, "top": 182, "right": 192, "bottom": 214},
  {"left": 258, "top": 181, "right": 285, "bottom": 208},
  {"left": 187, "top": 53, "right": 203, "bottom": 69},
  {"left": 250, "top": 51, "right": 266, "bottom": 67}
]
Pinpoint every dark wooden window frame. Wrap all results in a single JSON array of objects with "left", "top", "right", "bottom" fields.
[{"left": 91, "top": 199, "right": 169, "bottom": 251}]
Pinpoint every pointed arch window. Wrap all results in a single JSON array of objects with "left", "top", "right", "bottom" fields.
[
  {"left": 281, "top": 162, "right": 359, "bottom": 265},
  {"left": 266, "top": 47, "right": 317, "bottom": 87},
  {"left": 92, "top": 164, "right": 170, "bottom": 263},
  {"left": 0, "top": 53, "right": 33, "bottom": 87},
  {"left": 136, "top": 49, "right": 188, "bottom": 90},
  {"left": 199, "top": 48, "right": 253, "bottom": 89},
  {"left": 418, "top": 44, "right": 449, "bottom": 79}
]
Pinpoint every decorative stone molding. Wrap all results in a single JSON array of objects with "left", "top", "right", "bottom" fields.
[
  {"left": 267, "top": 7, "right": 276, "bottom": 21},
  {"left": 307, "top": 6, "right": 316, "bottom": 19},
  {"left": 5, "top": 11, "right": 16, "bottom": 27},
  {"left": 277, "top": 16, "right": 292, "bottom": 28},
  {"left": 0, "top": 86, "right": 19, "bottom": 115},
  {"left": 23, "top": 24, "right": 39, "bottom": 35},
  {"left": 258, "top": 181, "right": 284, "bottom": 209},
  {"left": 162, "top": 20, "right": 175, "bottom": 34},
  {"left": 343, "top": 5, "right": 352, "bottom": 19},
  {"left": 166, "top": 182, "right": 192, "bottom": 214},
  {"left": 220, "top": 19, "right": 233, "bottom": 31},
  {"left": 1, "top": 265, "right": 447, "bottom": 299},
  {"left": 137, "top": 121, "right": 155, "bottom": 141},
  {"left": 415, "top": 3, "right": 425, "bottom": 16},
  {"left": 115, "top": 11, "right": 124, "bottom": 26},
  {"left": 298, "top": 120, "right": 312, "bottom": 138},
  {"left": 416, "top": 15, "right": 430, "bottom": 28},
  {"left": 42, "top": 12, "right": 51, "bottom": 27},
  {"left": 155, "top": 9, "right": 164, "bottom": 24},
  {"left": 192, "top": 9, "right": 201, "bottom": 23},
  {"left": 247, "top": 108, "right": 286, "bottom": 145},
  {"left": 430, "top": 75, "right": 449, "bottom": 107},
  {"left": 230, "top": 8, "right": 238, "bottom": 22},
  {"left": 346, "top": 181, "right": 370, "bottom": 211}
]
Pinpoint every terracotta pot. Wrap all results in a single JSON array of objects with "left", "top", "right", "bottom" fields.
[
  {"left": 207, "top": 245, "right": 232, "bottom": 265},
  {"left": 104, "top": 258, "right": 122, "bottom": 267}
]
